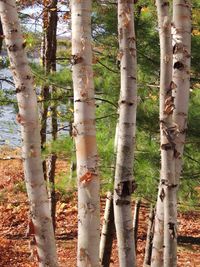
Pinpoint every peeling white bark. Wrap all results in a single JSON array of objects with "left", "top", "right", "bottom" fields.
[
  {"left": 0, "top": 1, "right": 58, "bottom": 266},
  {"left": 152, "top": 1, "right": 174, "bottom": 267},
  {"left": 172, "top": 0, "right": 191, "bottom": 182},
  {"left": 113, "top": 1, "right": 137, "bottom": 266},
  {"left": 71, "top": 1, "right": 100, "bottom": 266},
  {"left": 163, "top": 0, "right": 191, "bottom": 266},
  {"left": 152, "top": 1, "right": 191, "bottom": 266}
]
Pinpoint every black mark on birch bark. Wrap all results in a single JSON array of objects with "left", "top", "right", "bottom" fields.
[
  {"left": 170, "top": 81, "right": 177, "bottom": 90},
  {"left": 115, "top": 199, "right": 130, "bottom": 206},
  {"left": 159, "top": 188, "right": 165, "bottom": 202},
  {"left": 8, "top": 44, "right": 18, "bottom": 52},
  {"left": 10, "top": 28, "right": 18, "bottom": 33},
  {"left": 174, "top": 149, "right": 181, "bottom": 159},
  {"left": 173, "top": 43, "right": 182, "bottom": 54},
  {"left": 162, "top": 1, "right": 170, "bottom": 7},
  {"left": 71, "top": 54, "right": 83, "bottom": 65},
  {"left": 115, "top": 180, "right": 136, "bottom": 197},
  {"left": 168, "top": 222, "right": 176, "bottom": 239},
  {"left": 16, "top": 85, "right": 26, "bottom": 93},
  {"left": 173, "top": 61, "right": 184, "bottom": 70},
  {"left": 25, "top": 75, "right": 32, "bottom": 80},
  {"left": 161, "top": 179, "right": 178, "bottom": 189},
  {"left": 119, "top": 100, "right": 134, "bottom": 106},
  {"left": 22, "top": 40, "right": 27, "bottom": 49},
  {"left": 161, "top": 142, "right": 175, "bottom": 150}
]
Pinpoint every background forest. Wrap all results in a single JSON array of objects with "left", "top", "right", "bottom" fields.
[{"left": 0, "top": 0, "right": 200, "bottom": 266}]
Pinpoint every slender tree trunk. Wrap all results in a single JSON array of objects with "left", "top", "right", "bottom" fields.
[
  {"left": 40, "top": 4, "right": 50, "bottom": 181},
  {"left": 41, "top": 0, "right": 58, "bottom": 230},
  {"left": 71, "top": 1, "right": 100, "bottom": 266},
  {"left": 163, "top": 1, "right": 192, "bottom": 266},
  {"left": 143, "top": 206, "right": 155, "bottom": 267},
  {"left": 151, "top": 1, "right": 173, "bottom": 266},
  {"left": 133, "top": 199, "right": 141, "bottom": 253},
  {"left": 40, "top": 84, "right": 50, "bottom": 148},
  {"left": 40, "top": 0, "right": 58, "bottom": 180},
  {"left": 0, "top": 1, "right": 58, "bottom": 266},
  {"left": 48, "top": 0, "right": 58, "bottom": 232},
  {"left": 0, "top": 19, "right": 3, "bottom": 53},
  {"left": 47, "top": 153, "right": 57, "bottom": 231},
  {"left": 69, "top": 103, "right": 76, "bottom": 182},
  {"left": 99, "top": 192, "right": 115, "bottom": 267},
  {"left": 99, "top": 123, "right": 119, "bottom": 267},
  {"left": 113, "top": 1, "right": 137, "bottom": 266},
  {"left": 151, "top": 188, "right": 164, "bottom": 267},
  {"left": 172, "top": 0, "right": 191, "bottom": 182}
]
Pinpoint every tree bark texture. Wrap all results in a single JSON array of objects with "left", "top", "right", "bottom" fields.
[
  {"left": 152, "top": 1, "right": 174, "bottom": 266},
  {"left": 163, "top": 1, "right": 191, "bottom": 266},
  {"left": 47, "top": 153, "right": 57, "bottom": 231},
  {"left": 0, "top": 18, "right": 3, "bottom": 53},
  {"left": 41, "top": 0, "right": 58, "bottom": 230},
  {"left": 113, "top": 1, "right": 137, "bottom": 266},
  {"left": 133, "top": 199, "right": 141, "bottom": 253},
  {"left": 172, "top": 0, "right": 191, "bottom": 191},
  {"left": 0, "top": 1, "right": 58, "bottom": 266},
  {"left": 143, "top": 206, "right": 155, "bottom": 267},
  {"left": 99, "top": 192, "right": 115, "bottom": 267},
  {"left": 40, "top": 0, "right": 58, "bottom": 149},
  {"left": 71, "top": 1, "right": 100, "bottom": 266}
]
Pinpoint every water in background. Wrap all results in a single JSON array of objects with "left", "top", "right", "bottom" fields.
[
  {"left": 0, "top": 67, "right": 21, "bottom": 147},
  {"left": 0, "top": 65, "right": 69, "bottom": 148}
]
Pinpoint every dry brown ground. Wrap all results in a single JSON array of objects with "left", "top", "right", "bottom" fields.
[{"left": 0, "top": 147, "right": 200, "bottom": 266}]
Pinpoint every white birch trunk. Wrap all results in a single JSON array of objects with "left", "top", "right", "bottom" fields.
[
  {"left": 71, "top": 1, "right": 100, "bottom": 266},
  {"left": 151, "top": 1, "right": 174, "bottom": 267},
  {"left": 114, "top": 1, "right": 137, "bottom": 266},
  {"left": 0, "top": 1, "right": 58, "bottom": 266},
  {"left": 163, "top": 1, "right": 191, "bottom": 266},
  {"left": 172, "top": 0, "right": 191, "bottom": 185}
]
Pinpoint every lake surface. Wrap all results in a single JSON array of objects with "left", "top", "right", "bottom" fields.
[
  {"left": 0, "top": 67, "right": 21, "bottom": 147},
  {"left": 0, "top": 105, "right": 20, "bottom": 147},
  {"left": 0, "top": 65, "right": 68, "bottom": 148}
]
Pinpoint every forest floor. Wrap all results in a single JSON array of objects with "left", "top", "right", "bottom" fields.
[{"left": 0, "top": 147, "right": 200, "bottom": 267}]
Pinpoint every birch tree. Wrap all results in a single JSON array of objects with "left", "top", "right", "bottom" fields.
[
  {"left": 0, "top": 0, "right": 58, "bottom": 266},
  {"left": 172, "top": 1, "right": 191, "bottom": 191},
  {"left": 152, "top": 0, "right": 191, "bottom": 266},
  {"left": 151, "top": 0, "right": 173, "bottom": 266},
  {"left": 163, "top": 0, "right": 192, "bottom": 266},
  {"left": 113, "top": 1, "right": 137, "bottom": 266},
  {"left": 71, "top": 1, "right": 100, "bottom": 266}
]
